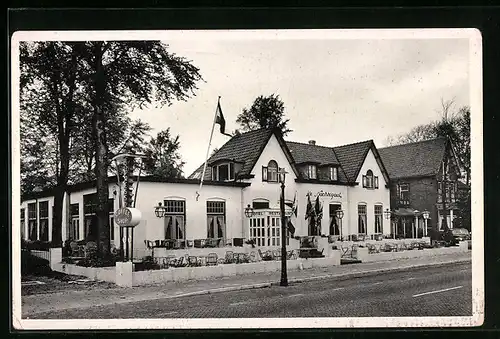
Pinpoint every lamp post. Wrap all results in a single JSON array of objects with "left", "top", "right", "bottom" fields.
[
  {"left": 422, "top": 210, "right": 430, "bottom": 237},
  {"left": 413, "top": 210, "right": 420, "bottom": 239},
  {"left": 335, "top": 209, "right": 344, "bottom": 239},
  {"left": 384, "top": 208, "right": 394, "bottom": 239},
  {"left": 278, "top": 168, "right": 288, "bottom": 287}
]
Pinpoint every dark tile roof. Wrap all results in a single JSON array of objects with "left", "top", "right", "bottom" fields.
[
  {"left": 188, "top": 128, "right": 274, "bottom": 180},
  {"left": 285, "top": 141, "right": 340, "bottom": 165},
  {"left": 333, "top": 140, "right": 374, "bottom": 182},
  {"left": 378, "top": 137, "right": 447, "bottom": 179}
]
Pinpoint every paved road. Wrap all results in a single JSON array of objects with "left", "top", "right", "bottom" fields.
[{"left": 28, "top": 261, "right": 471, "bottom": 319}]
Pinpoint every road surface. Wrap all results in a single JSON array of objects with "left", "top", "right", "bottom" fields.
[{"left": 27, "top": 261, "right": 471, "bottom": 318}]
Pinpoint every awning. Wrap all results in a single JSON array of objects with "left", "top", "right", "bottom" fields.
[{"left": 393, "top": 208, "right": 420, "bottom": 217}]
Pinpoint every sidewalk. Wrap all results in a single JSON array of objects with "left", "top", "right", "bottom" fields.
[{"left": 21, "top": 251, "right": 471, "bottom": 317}]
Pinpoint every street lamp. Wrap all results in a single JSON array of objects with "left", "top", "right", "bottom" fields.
[
  {"left": 422, "top": 210, "right": 430, "bottom": 237},
  {"left": 244, "top": 204, "right": 254, "bottom": 218},
  {"left": 278, "top": 168, "right": 288, "bottom": 287},
  {"left": 154, "top": 202, "right": 165, "bottom": 218},
  {"left": 413, "top": 210, "right": 420, "bottom": 239}
]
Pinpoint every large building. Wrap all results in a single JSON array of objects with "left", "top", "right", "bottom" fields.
[
  {"left": 20, "top": 128, "right": 392, "bottom": 256},
  {"left": 378, "top": 137, "right": 463, "bottom": 238}
]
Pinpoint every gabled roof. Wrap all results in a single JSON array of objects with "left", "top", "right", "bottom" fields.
[
  {"left": 285, "top": 141, "right": 340, "bottom": 166},
  {"left": 333, "top": 140, "right": 374, "bottom": 182},
  {"left": 189, "top": 128, "right": 296, "bottom": 181},
  {"left": 378, "top": 137, "right": 447, "bottom": 179}
]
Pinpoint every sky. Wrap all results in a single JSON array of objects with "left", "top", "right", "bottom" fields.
[{"left": 121, "top": 30, "right": 472, "bottom": 177}]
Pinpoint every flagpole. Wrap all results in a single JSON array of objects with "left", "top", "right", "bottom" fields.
[{"left": 196, "top": 96, "right": 221, "bottom": 201}]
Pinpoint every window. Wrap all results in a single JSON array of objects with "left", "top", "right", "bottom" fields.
[
  {"left": 39, "top": 201, "right": 49, "bottom": 241},
  {"left": 207, "top": 201, "right": 225, "bottom": 239},
  {"left": 28, "top": 203, "right": 37, "bottom": 240},
  {"left": 438, "top": 181, "right": 456, "bottom": 203},
  {"left": 397, "top": 183, "right": 410, "bottom": 205},
  {"left": 362, "top": 170, "right": 378, "bottom": 188},
  {"left": 164, "top": 200, "right": 186, "bottom": 240},
  {"left": 329, "top": 204, "right": 342, "bottom": 236},
  {"left": 212, "top": 163, "right": 235, "bottom": 181},
  {"left": 329, "top": 167, "right": 338, "bottom": 181},
  {"left": 20, "top": 208, "right": 25, "bottom": 240},
  {"left": 307, "top": 164, "right": 317, "bottom": 179},
  {"left": 108, "top": 199, "right": 115, "bottom": 241},
  {"left": 262, "top": 160, "right": 278, "bottom": 182},
  {"left": 252, "top": 200, "right": 270, "bottom": 210},
  {"left": 374, "top": 205, "right": 383, "bottom": 233},
  {"left": 358, "top": 204, "right": 367, "bottom": 234},
  {"left": 83, "top": 194, "right": 97, "bottom": 239},
  {"left": 249, "top": 215, "right": 282, "bottom": 247},
  {"left": 70, "top": 203, "right": 80, "bottom": 240}
]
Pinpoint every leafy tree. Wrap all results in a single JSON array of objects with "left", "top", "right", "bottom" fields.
[
  {"left": 236, "top": 94, "right": 292, "bottom": 136},
  {"left": 20, "top": 41, "right": 86, "bottom": 246},
  {"left": 143, "top": 128, "right": 185, "bottom": 178},
  {"left": 72, "top": 41, "right": 202, "bottom": 258}
]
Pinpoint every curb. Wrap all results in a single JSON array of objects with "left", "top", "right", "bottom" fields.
[{"left": 166, "top": 257, "right": 472, "bottom": 297}]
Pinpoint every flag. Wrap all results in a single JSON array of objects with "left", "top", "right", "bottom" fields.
[
  {"left": 315, "top": 195, "right": 323, "bottom": 221},
  {"left": 305, "top": 194, "right": 315, "bottom": 220},
  {"left": 284, "top": 191, "right": 298, "bottom": 218},
  {"left": 215, "top": 98, "right": 231, "bottom": 136},
  {"left": 287, "top": 218, "right": 296, "bottom": 236}
]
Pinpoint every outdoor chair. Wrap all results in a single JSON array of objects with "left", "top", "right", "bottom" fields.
[
  {"left": 272, "top": 249, "right": 281, "bottom": 261},
  {"left": 188, "top": 256, "right": 199, "bottom": 267},
  {"left": 225, "top": 251, "right": 235, "bottom": 264},
  {"left": 238, "top": 253, "right": 249, "bottom": 263},
  {"left": 197, "top": 256, "right": 207, "bottom": 266},
  {"left": 206, "top": 253, "right": 218, "bottom": 266},
  {"left": 249, "top": 250, "right": 258, "bottom": 262}
]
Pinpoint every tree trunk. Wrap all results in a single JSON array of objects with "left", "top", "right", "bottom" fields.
[
  {"left": 441, "top": 156, "right": 449, "bottom": 232},
  {"left": 92, "top": 42, "right": 111, "bottom": 259}
]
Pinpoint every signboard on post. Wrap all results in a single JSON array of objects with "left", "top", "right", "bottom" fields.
[{"left": 115, "top": 207, "right": 141, "bottom": 227}]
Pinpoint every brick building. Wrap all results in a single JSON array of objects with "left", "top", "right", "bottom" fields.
[{"left": 378, "top": 137, "right": 462, "bottom": 239}]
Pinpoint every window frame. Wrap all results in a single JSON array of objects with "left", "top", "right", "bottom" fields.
[
  {"left": 212, "top": 162, "right": 235, "bottom": 181},
  {"left": 329, "top": 166, "right": 338, "bottom": 181},
  {"left": 206, "top": 201, "right": 226, "bottom": 239},
  {"left": 164, "top": 199, "right": 186, "bottom": 240},
  {"left": 28, "top": 203, "right": 37, "bottom": 240},
  {"left": 357, "top": 204, "right": 367, "bottom": 234},
  {"left": 397, "top": 183, "right": 410, "bottom": 204},
  {"left": 307, "top": 164, "right": 317, "bottom": 179},
  {"left": 20, "top": 208, "right": 25, "bottom": 239},
  {"left": 267, "top": 160, "right": 278, "bottom": 182},
  {"left": 374, "top": 204, "right": 383, "bottom": 233},
  {"left": 38, "top": 201, "right": 49, "bottom": 241},
  {"left": 69, "top": 203, "right": 80, "bottom": 240},
  {"left": 329, "top": 204, "right": 342, "bottom": 236}
]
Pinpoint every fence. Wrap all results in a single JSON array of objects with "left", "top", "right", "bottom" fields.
[{"left": 29, "top": 249, "right": 51, "bottom": 262}]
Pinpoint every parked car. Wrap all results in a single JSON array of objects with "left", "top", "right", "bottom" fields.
[{"left": 451, "top": 228, "right": 471, "bottom": 241}]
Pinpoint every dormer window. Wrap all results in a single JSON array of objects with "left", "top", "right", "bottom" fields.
[
  {"left": 307, "top": 164, "right": 317, "bottom": 179},
  {"left": 362, "top": 170, "right": 379, "bottom": 189},
  {"left": 212, "top": 162, "right": 235, "bottom": 181},
  {"left": 329, "top": 167, "right": 338, "bottom": 181},
  {"left": 262, "top": 160, "right": 278, "bottom": 182}
]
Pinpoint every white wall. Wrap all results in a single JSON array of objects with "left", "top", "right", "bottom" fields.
[
  {"left": 134, "top": 181, "right": 243, "bottom": 254},
  {"left": 349, "top": 149, "right": 391, "bottom": 236}
]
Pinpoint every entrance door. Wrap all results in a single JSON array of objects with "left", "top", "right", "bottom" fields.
[
  {"left": 249, "top": 213, "right": 283, "bottom": 247},
  {"left": 329, "top": 204, "right": 342, "bottom": 236}
]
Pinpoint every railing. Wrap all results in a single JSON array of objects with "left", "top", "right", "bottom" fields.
[{"left": 29, "top": 249, "right": 51, "bottom": 262}]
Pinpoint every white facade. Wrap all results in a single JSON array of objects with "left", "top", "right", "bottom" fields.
[{"left": 21, "top": 132, "right": 391, "bottom": 257}]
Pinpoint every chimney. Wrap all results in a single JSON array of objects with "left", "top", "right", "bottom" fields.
[{"left": 308, "top": 140, "right": 316, "bottom": 145}]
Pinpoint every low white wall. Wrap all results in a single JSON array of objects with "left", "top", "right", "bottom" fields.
[
  {"left": 132, "top": 252, "right": 341, "bottom": 286},
  {"left": 52, "top": 263, "right": 116, "bottom": 283},
  {"left": 359, "top": 241, "right": 469, "bottom": 262}
]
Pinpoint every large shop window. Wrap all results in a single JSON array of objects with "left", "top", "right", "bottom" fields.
[
  {"left": 164, "top": 200, "right": 186, "bottom": 240},
  {"left": 207, "top": 201, "right": 226, "bottom": 239},
  {"left": 39, "top": 201, "right": 49, "bottom": 241},
  {"left": 28, "top": 203, "right": 37, "bottom": 240},
  {"left": 70, "top": 203, "right": 80, "bottom": 240},
  {"left": 20, "top": 208, "right": 25, "bottom": 240},
  {"left": 262, "top": 160, "right": 278, "bottom": 182},
  {"left": 212, "top": 163, "right": 235, "bottom": 181},
  {"left": 249, "top": 215, "right": 283, "bottom": 247},
  {"left": 329, "top": 204, "right": 342, "bottom": 236},
  {"left": 374, "top": 205, "right": 383, "bottom": 233},
  {"left": 358, "top": 204, "right": 367, "bottom": 234}
]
